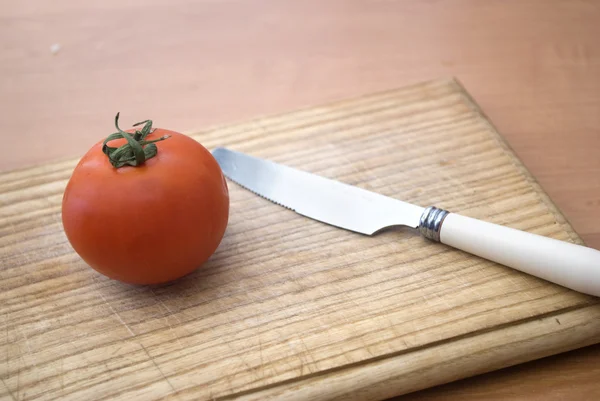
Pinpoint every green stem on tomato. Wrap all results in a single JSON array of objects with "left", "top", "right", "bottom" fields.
[{"left": 102, "top": 113, "right": 170, "bottom": 168}]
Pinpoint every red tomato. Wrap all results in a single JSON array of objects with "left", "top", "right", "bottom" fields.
[{"left": 62, "top": 115, "right": 229, "bottom": 285}]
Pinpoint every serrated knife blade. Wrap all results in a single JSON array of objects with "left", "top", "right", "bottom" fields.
[
  {"left": 212, "top": 147, "right": 600, "bottom": 297},
  {"left": 212, "top": 147, "right": 424, "bottom": 235}
]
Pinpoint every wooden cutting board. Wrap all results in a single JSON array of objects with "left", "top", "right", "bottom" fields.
[{"left": 1, "top": 78, "right": 599, "bottom": 401}]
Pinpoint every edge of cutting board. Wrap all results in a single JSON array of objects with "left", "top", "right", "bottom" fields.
[
  {"left": 451, "top": 78, "right": 583, "bottom": 246},
  {"left": 222, "top": 304, "right": 600, "bottom": 401},
  {"left": 197, "top": 77, "right": 600, "bottom": 401}
]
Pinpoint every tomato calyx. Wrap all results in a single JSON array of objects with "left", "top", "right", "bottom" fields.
[{"left": 102, "top": 113, "right": 171, "bottom": 168}]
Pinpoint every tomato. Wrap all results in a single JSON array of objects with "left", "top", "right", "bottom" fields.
[{"left": 62, "top": 114, "right": 229, "bottom": 285}]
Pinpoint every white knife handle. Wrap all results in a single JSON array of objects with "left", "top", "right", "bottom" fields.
[{"left": 419, "top": 207, "right": 600, "bottom": 297}]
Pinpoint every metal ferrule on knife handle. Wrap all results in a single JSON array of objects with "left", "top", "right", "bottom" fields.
[{"left": 418, "top": 206, "right": 449, "bottom": 242}]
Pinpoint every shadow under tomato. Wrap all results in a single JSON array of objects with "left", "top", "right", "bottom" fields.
[{"left": 88, "top": 221, "right": 244, "bottom": 324}]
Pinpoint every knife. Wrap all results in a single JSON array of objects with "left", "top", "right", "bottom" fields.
[{"left": 212, "top": 147, "right": 600, "bottom": 297}]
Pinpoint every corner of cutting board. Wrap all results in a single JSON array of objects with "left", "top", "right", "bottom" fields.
[{"left": 448, "top": 78, "right": 584, "bottom": 246}]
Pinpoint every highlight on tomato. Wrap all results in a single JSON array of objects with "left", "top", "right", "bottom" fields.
[{"left": 62, "top": 114, "right": 229, "bottom": 285}]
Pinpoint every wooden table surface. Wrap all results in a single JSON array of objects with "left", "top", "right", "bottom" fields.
[{"left": 1, "top": 0, "right": 599, "bottom": 399}]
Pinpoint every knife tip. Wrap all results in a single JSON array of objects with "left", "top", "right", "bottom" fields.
[
  {"left": 211, "top": 147, "right": 229, "bottom": 161},
  {"left": 212, "top": 147, "right": 234, "bottom": 174}
]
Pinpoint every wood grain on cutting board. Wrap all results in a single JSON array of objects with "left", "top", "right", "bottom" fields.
[{"left": 1, "top": 79, "right": 599, "bottom": 401}]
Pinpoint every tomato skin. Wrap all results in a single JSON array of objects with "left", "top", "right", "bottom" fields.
[{"left": 62, "top": 129, "right": 229, "bottom": 285}]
